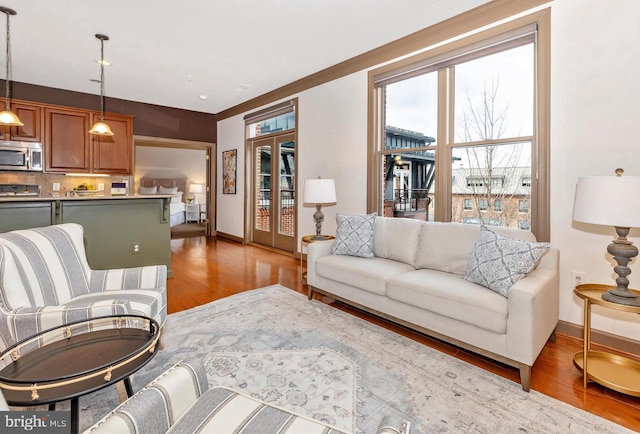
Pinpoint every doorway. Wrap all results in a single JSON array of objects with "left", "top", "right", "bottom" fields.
[{"left": 250, "top": 132, "right": 296, "bottom": 252}]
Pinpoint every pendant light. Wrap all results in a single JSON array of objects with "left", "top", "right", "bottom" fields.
[
  {"left": 0, "top": 6, "right": 23, "bottom": 127},
  {"left": 88, "top": 33, "right": 113, "bottom": 136}
]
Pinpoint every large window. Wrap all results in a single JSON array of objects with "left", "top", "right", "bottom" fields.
[{"left": 369, "top": 13, "right": 549, "bottom": 240}]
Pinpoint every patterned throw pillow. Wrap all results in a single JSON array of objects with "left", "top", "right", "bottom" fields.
[
  {"left": 331, "top": 212, "right": 377, "bottom": 258},
  {"left": 465, "top": 226, "right": 550, "bottom": 297}
]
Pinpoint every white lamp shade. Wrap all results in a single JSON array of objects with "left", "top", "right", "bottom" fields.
[
  {"left": 573, "top": 175, "right": 640, "bottom": 228},
  {"left": 303, "top": 179, "right": 336, "bottom": 204},
  {"left": 189, "top": 183, "right": 204, "bottom": 194}
]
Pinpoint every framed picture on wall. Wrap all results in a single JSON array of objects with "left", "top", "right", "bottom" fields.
[{"left": 222, "top": 149, "right": 237, "bottom": 194}]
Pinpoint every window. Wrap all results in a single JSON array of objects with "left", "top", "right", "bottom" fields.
[
  {"left": 518, "top": 220, "right": 530, "bottom": 230},
  {"left": 518, "top": 199, "right": 529, "bottom": 213},
  {"left": 369, "top": 12, "right": 549, "bottom": 241}
]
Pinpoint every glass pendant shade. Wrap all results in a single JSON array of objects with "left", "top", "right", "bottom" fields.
[
  {"left": 0, "top": 6, "right": 23, "bottom": 127},
  {"left": 0, "top": 109, "right": 23, "bottom": 126},
  {"left": 88, "top": 120, "right": 113, "bottom": 136}
]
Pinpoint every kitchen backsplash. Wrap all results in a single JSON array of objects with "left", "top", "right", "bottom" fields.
[{"left": 0, "top": 172, "right": 133, "bottom": 196}]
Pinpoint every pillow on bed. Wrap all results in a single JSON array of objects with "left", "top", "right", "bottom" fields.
[
  {"left": 158, "top": 186, "right": 179, "bottom": 194},
  {"left": 170, "top": 192, "right": 184, "bottom": 203},
  {"left": 138, "top": 186, "right": 157, "bottom": 195}
]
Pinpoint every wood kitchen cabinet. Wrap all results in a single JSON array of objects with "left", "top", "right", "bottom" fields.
[
  {"left": 90, "top": 112, "right": 133, "bottom": 174},
  {"left": 0, "top": 101, "right": 42, "bottom": 142},
  {"left": 44, "top": 106, "right": 91, "bottom": 173},
  {"left": 44, "top": 106, "right": 134, "bottom": 175}
]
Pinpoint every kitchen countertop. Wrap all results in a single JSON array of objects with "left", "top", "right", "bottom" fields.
[{"left": 0, "top": 194, "right": 174, "bottom": 203}]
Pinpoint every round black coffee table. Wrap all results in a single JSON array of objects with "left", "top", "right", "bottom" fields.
[{"left": 0, "top": 315, "right": 160, "bottom": 434}]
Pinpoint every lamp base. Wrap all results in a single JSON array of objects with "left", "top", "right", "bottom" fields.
[{"left": 602, "top": 288, "right": 640, "bottom": 306}]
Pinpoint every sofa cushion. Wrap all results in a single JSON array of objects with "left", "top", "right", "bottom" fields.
[
  {"left": 386, "top": 269, "right": 508, "bottom": 334},
  {"left": 414, "top": 222, "right": 537, "bottom": 276},
  {"left": 464, "top": 226, "right": 550, "bottom": 297},
  {"left": 373, "top": 217, "right": 423, "bottom": 266},
  {"left": 331, "top": 213, "right": 376, "bottom": 258},
  {"left": 316, "top": 255, "right": 415, "bottom": 296}
]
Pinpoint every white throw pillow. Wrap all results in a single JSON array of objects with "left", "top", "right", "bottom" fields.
[
  {"left": 331, "top": 212, "right": 377, "bottom": 258},
  {"left": 464, "top": 226, "right": 550, "bottom": 297},
  {"left": 138, "top": 186, "right": 157, "bottom": 195},
  {"left": 158, "top": 186, "right": 179, "bottom": 194}
]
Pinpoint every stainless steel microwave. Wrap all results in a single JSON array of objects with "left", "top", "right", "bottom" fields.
[{"left": 0, "top": 142, "right": 43, "bottom": 171}]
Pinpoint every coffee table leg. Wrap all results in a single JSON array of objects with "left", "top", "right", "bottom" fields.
[
  {"left": 70, "top": 397, "right": 79, "bottom": 434},
  {"left": 124, "top": 377, "right": 134, "bottom": 397}
]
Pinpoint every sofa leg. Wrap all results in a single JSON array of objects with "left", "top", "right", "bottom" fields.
[
  {"left": 308, "top": 287, "right": 314, "bottom": 300},
  {"left": 519, "top": 364, "right": 531, "bottom": 392}
]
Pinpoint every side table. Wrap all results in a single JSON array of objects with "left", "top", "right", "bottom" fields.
[
  {"left": 300, "top": 234, "right": 334, "bottom": 282},
  {"left": 573, "top": 283, "right": 640, "bottom": 396},
  {"left": 0, "top": 315, "right": 160, "bottom": 434},
  {"left": 186, "top": 203, "right": 200, "bottom": 223}
]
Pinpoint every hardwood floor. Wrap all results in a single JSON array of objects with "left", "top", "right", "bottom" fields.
[{"left": 168, "top": 236, "right": 640, "bottom": 431}]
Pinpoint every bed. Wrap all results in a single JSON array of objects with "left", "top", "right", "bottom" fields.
[{"left": 138, "top": 177, "right": 188, "bottom": 227}]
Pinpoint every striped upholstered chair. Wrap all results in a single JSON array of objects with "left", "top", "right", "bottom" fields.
[
  {"left": 0, "top": 223, "right": 167, "bottom": 358},
  {"left": 85, "top": 358, "right": 354, "bottom": 434}
]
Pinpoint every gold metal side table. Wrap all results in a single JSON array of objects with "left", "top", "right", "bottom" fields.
[
  {"left": 573, "top": 283, "right": 640, "bottom": 396},
  {"left": 300, "top": 234, "right": 334, "bottom": 282}
]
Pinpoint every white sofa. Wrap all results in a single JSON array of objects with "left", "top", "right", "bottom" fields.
[{"left": 307, "top": 218, "right": 559, "bottom": 392}]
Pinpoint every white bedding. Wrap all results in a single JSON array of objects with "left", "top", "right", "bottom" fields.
[{"left": 170, "top": 201, "right": 186, "bottom": 227}]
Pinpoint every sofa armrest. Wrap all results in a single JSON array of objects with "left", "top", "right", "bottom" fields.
[
  {"left": 0, "top": 300, "right": 131, "bottom": 361},
  {"left": 306, "top": 240, "right": 335, "bottom": 287},
  {"left": 89, "top": 265, "right": 167, "bottom": 292},
  {"left": 506, "top": 248, "right": 560, "bottom": 365},
  {"left": 84, "top": 358, "right": 209, "bottom": 434}
]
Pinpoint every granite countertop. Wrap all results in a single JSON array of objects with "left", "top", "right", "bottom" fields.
[{"left": 0, "top": 194, "right": 174, "bottom": 203}]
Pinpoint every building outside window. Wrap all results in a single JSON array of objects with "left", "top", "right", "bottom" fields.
[
  {"left": 464, "top": 198, "right": 472, "bottom": 210},
  {"left": 494, "top": 199, "right": 502, "bottom": 212},
  {"left": 518, "top": 199, "right": 529, "bottom": 213}
]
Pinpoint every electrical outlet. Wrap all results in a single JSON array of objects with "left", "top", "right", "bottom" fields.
[
  {"left": 571, "top": 271, "right": 586, "bottom": 289},
  {"left": 98, "top": 183, "right": 104, "bottom": 191},
  {"left": 52, "top": 183, "right": 60, "bottom": 191},
  {"left": 132, "top": 243, "right": 141, "bottom": 254}
]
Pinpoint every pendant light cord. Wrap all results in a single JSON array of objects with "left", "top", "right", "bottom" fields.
[
  {"left": 4, "top": 10, "right": 11, "bottom": 110},
  {"left": 99, "top": 37, "right": 105, "bottom": 122}
]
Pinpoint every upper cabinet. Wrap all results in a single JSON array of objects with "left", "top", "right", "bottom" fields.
[
  {"left": 44, "top": 106, "right": 91, "bottom": 173},
  {"left": 90, "top": 112, "right": 133, "bottom": 174},
  {"left": 0, "top": 101, "right": 42, "bottom": 142},
  {"left": 43, "top": 104, "right": 134, "bottom": 175}
]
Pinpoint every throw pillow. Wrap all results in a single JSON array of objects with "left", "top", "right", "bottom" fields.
[
  {"left": 138, "top": 186, "right": 157, "bottom": 195},
  {"left": 158, "top": 186, "right": 179, "bottom": 194},
  {"left": 331, "top": 212, "right": 376, "bottom": 258},
  {"left": 465, "top": 226, "right": 550, "bottom": 297}
]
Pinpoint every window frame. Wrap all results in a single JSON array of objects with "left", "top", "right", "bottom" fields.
[{"left": 367, "top": 10, "right": 550, "bottom": 241}]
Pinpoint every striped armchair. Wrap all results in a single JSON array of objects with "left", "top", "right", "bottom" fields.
[{"left": 0, "top": 223, "right": 167, "bottom": 357}]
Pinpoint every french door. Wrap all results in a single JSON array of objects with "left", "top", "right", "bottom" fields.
[{"left": 251, "top": 132, "right": 296, "bottom": 252}]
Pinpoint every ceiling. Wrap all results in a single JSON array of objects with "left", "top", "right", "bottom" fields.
[{"left": 3, "top": 0, "right": 490, "bottom": 115}]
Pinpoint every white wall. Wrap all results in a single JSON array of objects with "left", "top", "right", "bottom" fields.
[{"left": 216, "top": 0, "right": 640, "bottom": 339}]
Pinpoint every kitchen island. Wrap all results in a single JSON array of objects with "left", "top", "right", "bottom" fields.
[{"left": 0, "top": 195, "right": 172, "bottom": 275}]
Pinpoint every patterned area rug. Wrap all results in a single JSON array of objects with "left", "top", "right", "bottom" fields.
[{"left": 78, "top": 285, "right": 631, "bottom": 433}]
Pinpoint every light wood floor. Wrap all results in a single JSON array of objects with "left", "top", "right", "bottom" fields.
[{"left": 168, "top": 236, "right": 640, "bottom": 432}]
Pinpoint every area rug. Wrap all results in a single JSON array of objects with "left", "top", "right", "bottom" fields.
[{"left": 78, "top": 285, "right": 632, "bottom": 433}]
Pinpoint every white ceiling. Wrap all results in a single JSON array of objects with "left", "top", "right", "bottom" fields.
[{"left": 3, "top": 0, "right": 489, "bottom": 114}]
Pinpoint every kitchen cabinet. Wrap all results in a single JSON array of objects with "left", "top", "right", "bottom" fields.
[
  {"left": 0, "top": 100, "right": 42, "bottom": 142},
  {"left": 44, "top": 106, "right": 134, "bottom": 175},
  {"left": 90, "top": 112, "right": 133, "bottom": 174},
  {"left": 44, "top": 106, "right": 91, "bottom": 173}
]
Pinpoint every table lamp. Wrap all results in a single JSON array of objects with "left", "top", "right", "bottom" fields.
[
  {"left": 189, "top": 183, "right": 203, "bottom": 203},
  {"left": 573, "top": 169, "right": 640, "bottom": 306},
  {"left": 303, "top": 178, "right": 337, "bottom": 240}
]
